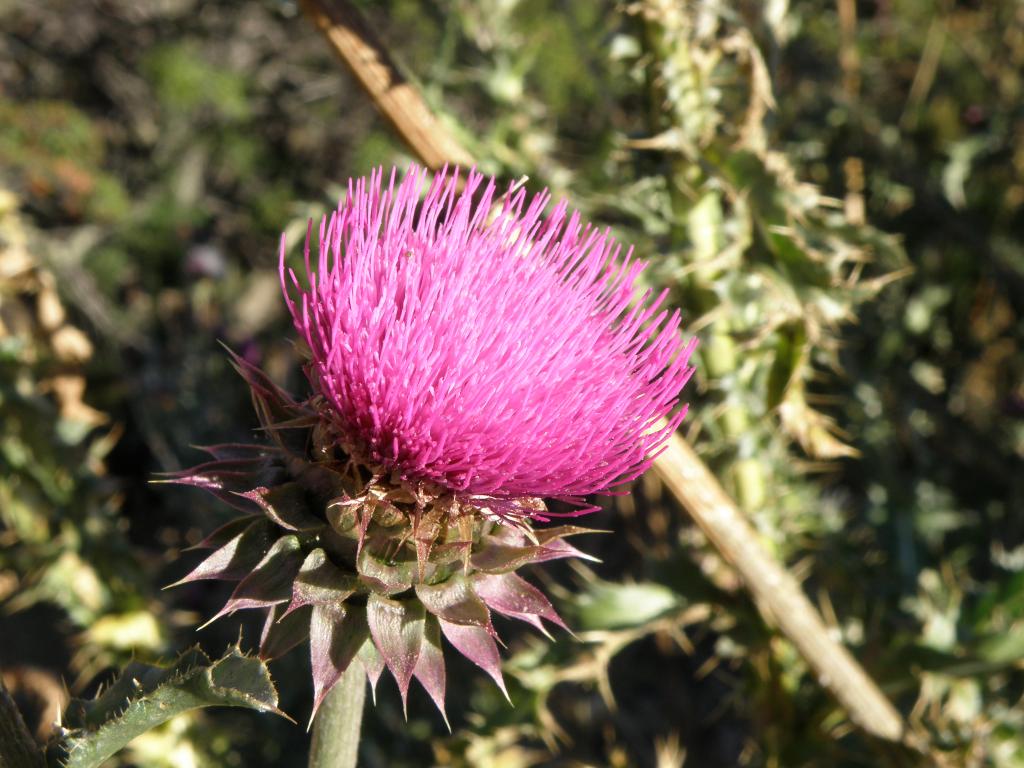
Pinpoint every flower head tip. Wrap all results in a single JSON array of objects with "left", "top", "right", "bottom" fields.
[{"left": 281, "top": 165, "right": 696, "bottom": 510}]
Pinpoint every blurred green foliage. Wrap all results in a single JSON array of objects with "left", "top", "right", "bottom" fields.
[
  {"left": 0, "top": 100, "right": 129, "bottom": 222},
  {"left": 1, "top": 0, "right": 1023, "bottom": 766}
]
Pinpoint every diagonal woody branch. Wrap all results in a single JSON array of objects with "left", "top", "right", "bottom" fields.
[
  {"left": 297, "top": 0, "right": 474, "bottom": 171},
  {"left": 297, "top": 0, "right": 914, "bottom": 749},
  {"left": 653, "top": 431, "right": 908, "bottom": 744}
]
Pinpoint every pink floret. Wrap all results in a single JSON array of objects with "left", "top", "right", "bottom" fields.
[{"left": 280, "top": 166, "right": 696, "bottom": 505}]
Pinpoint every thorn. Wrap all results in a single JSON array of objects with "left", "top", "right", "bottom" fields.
[
  {"left": 496, "top": 676, "right": 511, "bottom": 705},
  {"left": 274, "top": 708, "right": 298, "bottom": 726},
  {"left": 490, "top": 625, "right": 505, "bottom": 648},
  {"left": 525, "top": 617, "right": 555, "bottom": 641},
  {"left": 197, "top": 608, "right": 230, "bottom": 631},
  {"left": 361, "top": 664, "right": 379, "bottom": 706}
]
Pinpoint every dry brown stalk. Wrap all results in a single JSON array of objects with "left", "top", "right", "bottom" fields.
[
  {"left": 654, "top": 431, "right": 908, "bottom": 744},
  {"left": 298, "top": 0, "right": 474, "bottom": 171},
  {"left": 298, "top": 0, "right": 915, "bottom": 749}
]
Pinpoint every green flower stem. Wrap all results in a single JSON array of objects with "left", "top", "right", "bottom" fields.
[{"left": 308, "top": 665, "right": 366, "bottom": 768}]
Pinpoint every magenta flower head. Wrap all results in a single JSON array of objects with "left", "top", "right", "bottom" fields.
[
  {"left": 282, "top": 165, "right": 696, "bottom": 513},
  {"left": 167, "top": 165, "right": 695, "bottom": 725}
]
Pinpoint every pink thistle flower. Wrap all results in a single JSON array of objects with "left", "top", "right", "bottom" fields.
[
  {"left": 168, "top": 166, "right": 698, "bottom": 722},
  {"left": 281, "top": 165, "right": 695, "bottom": 512}
]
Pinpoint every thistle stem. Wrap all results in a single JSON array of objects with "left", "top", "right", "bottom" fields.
[{"left": 308, "top": 666, "right": 366, "bottom": 768}]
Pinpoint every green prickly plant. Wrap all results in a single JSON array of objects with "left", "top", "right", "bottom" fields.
[
  {"left": 44, "top": 646, "right": 283, "bottom": 768},
  {"left": 623, "top": 0, "right": 907, "bottom": 532}
]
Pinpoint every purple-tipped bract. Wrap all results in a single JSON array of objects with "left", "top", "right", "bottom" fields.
[{"left": 281, "top": 166, "right": 696, "bottom": 508}]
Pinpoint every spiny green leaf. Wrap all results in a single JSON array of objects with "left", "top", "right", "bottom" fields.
[{"left": 50, "top": 646, "right": 285, "bottom": 768}]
